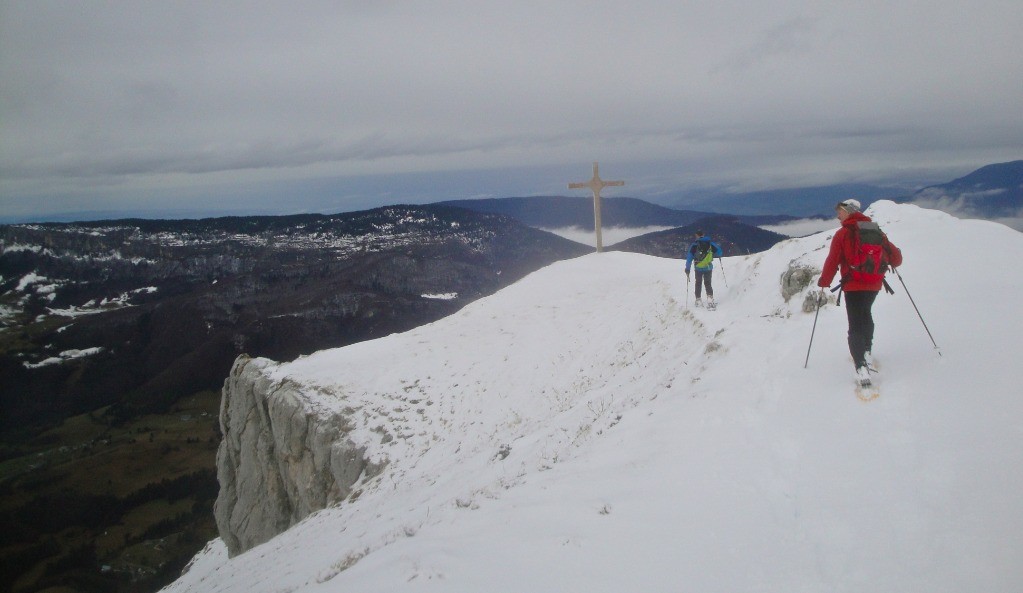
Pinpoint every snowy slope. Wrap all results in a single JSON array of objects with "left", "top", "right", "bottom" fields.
[{"left": 166, "top": 201, "right": 1023, "bottom": 593}]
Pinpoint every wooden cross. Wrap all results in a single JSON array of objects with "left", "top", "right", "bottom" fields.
[{"left": 569, "top": 162, "right": 624, "bottom": 253}]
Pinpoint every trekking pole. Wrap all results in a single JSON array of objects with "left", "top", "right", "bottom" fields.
[
  {"left": 891, "top": 266, "right": 942, "bottom": 356},
  {"left": 718, "top": 257, "right": 728, "bottom": 288},
  {"left": 685, "top": 273, "right": 690, "bottom": 309},
  {"left": 804, "top": 289, "right": 824, "bottom": 368}
]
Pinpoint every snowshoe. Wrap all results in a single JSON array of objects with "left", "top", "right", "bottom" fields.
[{"left": 854, "top": 365, "right": 872, "bottom": 387}]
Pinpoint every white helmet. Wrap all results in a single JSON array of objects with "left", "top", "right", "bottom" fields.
[{"left": 837, "top": 199, "right": 861, "bottom": 212}]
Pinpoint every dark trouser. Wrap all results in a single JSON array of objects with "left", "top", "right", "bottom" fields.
[
  {"left": 694, "top": 270, "right": 713, "bottom": 299},
  {"left": 844, "top": 290, "right": 878, "bottom": 368}
]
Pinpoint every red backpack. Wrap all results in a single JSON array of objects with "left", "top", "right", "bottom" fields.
[{"left": 848, "top": 221, "right": 891, "bottom": 284}]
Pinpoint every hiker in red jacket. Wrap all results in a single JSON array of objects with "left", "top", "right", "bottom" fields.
[{"left": 818, "top": 199, "right": 903, "bottom": 386}]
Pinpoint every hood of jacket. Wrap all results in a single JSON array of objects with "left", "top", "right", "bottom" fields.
[{"left": 841, "top": 211, "right": 872, "bottom": 229}]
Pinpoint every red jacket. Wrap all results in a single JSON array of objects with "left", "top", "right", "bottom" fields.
[{"left": 817, "top": 212, "right": 903, "bottom": 292}]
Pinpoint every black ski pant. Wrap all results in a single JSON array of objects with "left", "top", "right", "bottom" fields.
[
  {"left": 844, "top": 289, "right": 878, "bottom": 369},
  {"left": 694, "top": 270, "right": 713, "bottom": 299}
]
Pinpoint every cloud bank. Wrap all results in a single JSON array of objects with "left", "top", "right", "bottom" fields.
[{"left": 2, "top": 1, "right": 1022, "bottom": 218}]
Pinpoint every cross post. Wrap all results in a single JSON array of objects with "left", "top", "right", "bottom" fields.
[{"left": 569, "top": 162, "right": 625, "bottom": 253}]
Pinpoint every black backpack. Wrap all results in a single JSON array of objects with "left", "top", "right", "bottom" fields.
[{"left": 691, "top": 241, "right": 713, "bottom": 267}]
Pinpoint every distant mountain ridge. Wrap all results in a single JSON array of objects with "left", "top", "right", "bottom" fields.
[
  {"left": 609, "top": 216, "right": 788, "bottom": 259},
  {"left": 910, "top": 160, "right": 1023, "bottom": 220},
  {"left": 437, "top": 196, "right": 792, "bottom": 229},
  {"left": 438, "top": 196, "right": 792, "bottom": 258},
  {"left": 665, "top": 160, "right": 1023, "bottom": 225},
  {"left": 672, "top": 183, "right": 910, "bottom": 217}
]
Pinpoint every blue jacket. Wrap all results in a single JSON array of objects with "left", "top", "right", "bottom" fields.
[{"left": 685, "top": 236, "right": 723, "bottom": 272}]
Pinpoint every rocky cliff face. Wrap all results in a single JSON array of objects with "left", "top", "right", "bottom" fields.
[{"left": 214, "top": 355, "right": 385, "bottom": 556}]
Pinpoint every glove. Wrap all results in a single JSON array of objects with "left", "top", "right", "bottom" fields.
[{"left": 685, "top": 269, "right": 690, "bottom": 279}]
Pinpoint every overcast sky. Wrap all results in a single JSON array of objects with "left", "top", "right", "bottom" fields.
[{"left": 2, "top": 1, "right": 1021, "bottom": 220}]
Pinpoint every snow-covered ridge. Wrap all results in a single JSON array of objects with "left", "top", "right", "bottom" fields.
[{"left": 171, "top": 202, "right": 1023, "bottom": 593}]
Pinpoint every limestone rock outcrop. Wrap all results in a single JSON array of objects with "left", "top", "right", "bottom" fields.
[
  {"left": 213, "top": 355, "right": 383, "bottom": 556},
  {"left": 780, "top": 263, "right": 819, "bottom": 303}
]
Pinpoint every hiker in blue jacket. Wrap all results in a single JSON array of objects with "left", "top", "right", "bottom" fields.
[{"left": 685, "top": 231, "right": 724, "bottom": 308}]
